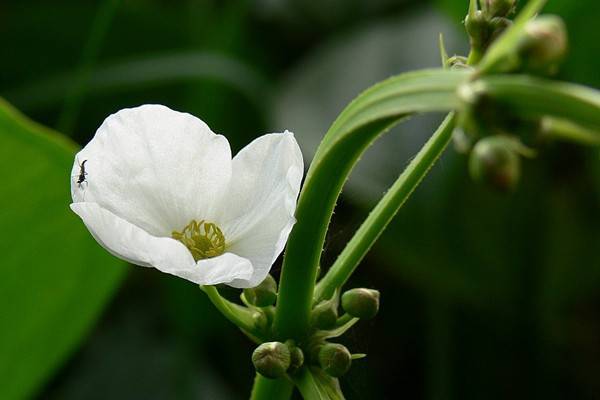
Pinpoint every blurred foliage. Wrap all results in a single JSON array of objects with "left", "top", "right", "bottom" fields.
[
  {"left": 0, "top": 100, "right": 126, "bottom": 399},
  {"left": 0, "top": 0, "right": 598, "bottom": 399}
]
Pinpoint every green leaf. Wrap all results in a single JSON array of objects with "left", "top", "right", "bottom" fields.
[
  {"left": 0, "top": 99, "right": 126, "bottom": 399},
  {"left": 293, "top": 367, "right": 345, "bottom": 400},
  {"left": 274, "top": 69, "right": 469, "bottom": 341}
]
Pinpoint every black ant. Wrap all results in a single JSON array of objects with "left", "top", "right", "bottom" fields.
[{"left": 76, "top": 159, "right": 88, "bottom": 188}]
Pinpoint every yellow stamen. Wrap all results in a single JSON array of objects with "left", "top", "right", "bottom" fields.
[{"left": 172, "top": 220, "right": 226, "bottom": 261}]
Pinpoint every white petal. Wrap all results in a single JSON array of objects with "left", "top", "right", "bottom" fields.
[
  {"left": 218, "top": 132, "right": 303, "bottom": 288},
  {"left": 71, "top": 104, "right": 232, "bottom": 237},
  {"left": 70, "top": 202, "right": 253, "bottom": 285},
  {"left": 70, "top": 202, "right": 195, "bottom": 270}
]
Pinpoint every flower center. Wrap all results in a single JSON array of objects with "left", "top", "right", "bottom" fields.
[{"left": 172, "top": 220, "right": 226, "bottom": 261}]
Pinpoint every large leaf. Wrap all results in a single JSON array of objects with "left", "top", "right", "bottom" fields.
[{"left": 0, "top": 99, "right": 126, "bottom": 399}]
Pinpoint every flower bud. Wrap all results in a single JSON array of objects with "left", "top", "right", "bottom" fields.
[
  {"left": 341, "top": 288, "right": 380, "bottom": 320},
  {"left": 469, "top": 136, "right": 521, "bottom": 191},
  {"left": 483, "top": 0, "right": 516, "bottom": 18},
  {"left": 520, "top": 16, "right": 568, "bottom": 74},
  {"left": 252, "top": 310, "right": 271, "bottom": 334},
  {"left": 318, "top": 343, "right": 352, "bottom": 377},
  {"left": 286, "top": 342, "right": 305, "bottom": 374},
  {"left": 489, "top": 17, "right": 512, "bottom": 42},
  {"left": 465, "top": 10, "right": 490, "bottom": 49},
  {"left": 311, "top": 298, "right": 339, "bottom": 330},
  {"left": 244, "top": 274, "right": 277, "bottom": 307},
  {"left": 252, "top": 342, "right": 291, "bottom": 379}
]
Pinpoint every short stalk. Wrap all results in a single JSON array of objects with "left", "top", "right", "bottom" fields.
[
  {"left": 250, "top": 374, "right": 294, "bottom": 400},
  {"left": 201, "top": 285, "right": 261, "bottom": 339},
  {"left": 315, "top": 114, "right": 456, "bottom": 301},
  {"left": 541, "top": 117, "right": 600, "bottom": 145}
]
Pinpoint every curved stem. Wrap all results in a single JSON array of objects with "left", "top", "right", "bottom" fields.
[
  {"left": 315, "top": 114, "right": 456, "bottom": 302},
  {"left": 202, "top": 285, "right": 260, "bottom": 338},
  {"left": 250, "top": 374, "right": 294, "bottom": 400},
  {"left": 273, "top": 70, "right": 465, "bottom": 342},
  {"left": 540, "top": 117, "right": 600, "bottom": 145}
]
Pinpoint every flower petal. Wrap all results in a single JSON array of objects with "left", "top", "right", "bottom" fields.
[
  {"left": 218, "top": 132, "right": 303, "bottom": 288},
  {"left": 70, "top": 202, "right": 253, "bottom": 285},
  {"left": 70, "top": 202, "right": 195, "bottom": 270},
  {"left": 71, "top": 104, "right": 232, "bottom": 237}
]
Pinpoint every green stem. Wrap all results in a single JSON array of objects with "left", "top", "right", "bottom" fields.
[
  {"left": 202, "top": 285, "right": 260, "bottom": 339},
  {"left": 273, "top": 70, "right": 465, "bottom": 342},
  {"left": 474, "top": 75, "right": 600, "bottom": 130},
  {"left": 540, "top": 117, "right": 600, "bottom": 145},
  {"left": 315, "top": 114, "right": 456, "bottom": 301},
  {"left": 250, "top": 374, "right": 294, "bottom": 400},
  {"left": 57, "top": 0, "right": 121, "bottom": 134}
]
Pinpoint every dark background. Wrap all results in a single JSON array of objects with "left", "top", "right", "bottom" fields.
[{"left": 1, "top": 0, "right": 599, "bottom": 399}]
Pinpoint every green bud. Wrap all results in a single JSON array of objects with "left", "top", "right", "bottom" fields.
[
  {"left": 465, "top": 10, "right": 490, "bottom": 49},
  {"left": 244, "top": 274, "right": 277, "bottom": 307},
  {"left": 311, "top": 298, "right": 339, "bottom": 330},
  {"left": 520, "top": 16, "right": 568, "bottom": 74},
  {"left": 341, "top": 288, "right": 380, "bottom": 320},
  {"left": 286, "top": 342, "right": 305, "bottom": 374},
  {"left": 252, "top": 342, "right": 291, "bottom": 379},
  {"left": 489, "top": 17, "right": 512, "bottom": 42},
  {"left": 469, "top": 136, "right": 521, "bottom": 191},
  {"left": 483, "top": 0, "right": 516, "bottom": 18},
  {"left": 253, "top": 310, "right": 268, "bottom": 329},
  {"left": 318, "top": 343, "right": 352, "bottom": 377}
]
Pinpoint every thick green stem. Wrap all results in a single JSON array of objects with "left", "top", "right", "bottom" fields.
[
  {"left": 250, "top": 374, "right": 294, "bottom": 400},
  {"left": 273, "top": 70, "right": 465, "bottom": 343},
  {"left": 315, "top": 114, "right": 456, "bottom": 301}
]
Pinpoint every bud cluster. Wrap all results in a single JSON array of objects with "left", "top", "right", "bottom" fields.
[
  {"left": 251, "top": 286, "right": 380, "bottom": 380},
  {"left": 464, "top": 0, "right": 516, "bottom": 54}
]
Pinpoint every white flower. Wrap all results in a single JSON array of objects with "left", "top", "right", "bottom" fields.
[{"left": 70, "top": 104, "right": 303, "bottom": 288}]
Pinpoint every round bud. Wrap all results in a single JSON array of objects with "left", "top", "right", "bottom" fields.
[
  {"left": 341, "top": 288, "right": 380, "bottom": 320},
  {"left": 311, "top": 300, "right": 338, "bottom": 330},
  {"left": 465, "top": 10, "right": 489, "bottom": 49},
  {"left": 318, "top": 343, "right": 352, "bottom": 377},
  {"left": 520, "top": 16, "right": 567, "bottom": 73},
  {"left": 252, "top": 342, "right": 291, "bottom": 379},
  {"left": 469, "top": 136, "right": 521, "bottom": 191},
  {"left": 244, "top": 274, "right": 277, "bottom": 307},
  {"left": 489, "top": 17, "right": 512, "bottom": 42},
  {"left": 287, "top": 344, "right": 305, "bottom": 374},
  {"left": 484, "top": 0, "right": 516, "bottom": 18}
]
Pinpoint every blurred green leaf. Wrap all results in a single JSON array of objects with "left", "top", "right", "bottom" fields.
[{"left": 0, "top": 99, "right": 126, "bottom": 400}]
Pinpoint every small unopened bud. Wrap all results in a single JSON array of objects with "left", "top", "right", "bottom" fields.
[
  {"left": 489, "top": 17, "right": 512, "bottom": 42},
  {"left": 311, "top": 299, "right": 339, "bottom": 330},
  {"left": 318, "top": 343, "right": 352, "bottom": 377},
  {"left": 252, "top": 342, "right": 291, "bottom": 379},
  {"left": 252, "top": 311, "right": 269, "bottom": 332},
  {"left": 244, "top": 274, "right": 277, "bottom": 307},
  {"left": 286, "top": 342, "right": 305, "bottom": 374},
  {"left": 483, "top": 0, "right": 516, "bottom": 18},
  {"left": 341, "top": 288, "right": 380, "bottom": 320},
  {"left": 520, "top": 16, "right": 568, "bottom": 74},
  {"left": 465, "top": 10, "right": 490, "bottom": 49},
  {"left": 469, "top": 136, "right": 521, "bottom": 191}
]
